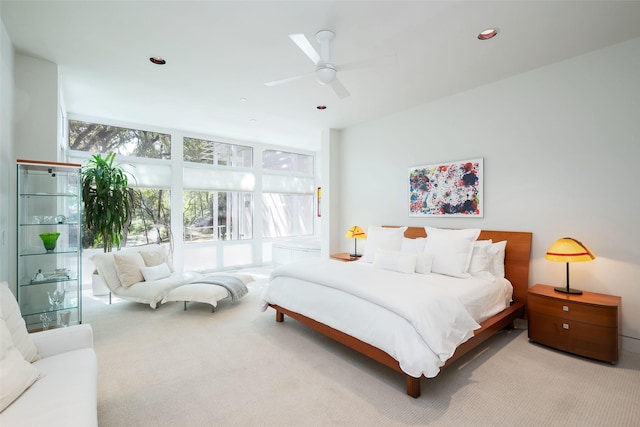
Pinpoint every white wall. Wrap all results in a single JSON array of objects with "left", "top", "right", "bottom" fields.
[
  {"left": 337, "top": 37, "right": 640, "bottom": 352},
  {"left": 14, "top": 54, "right": 59, "bottom": 162},
  {"left": 0, "top": 17, "right": 15, "bottom": 287}
]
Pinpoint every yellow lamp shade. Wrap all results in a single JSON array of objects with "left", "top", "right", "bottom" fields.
[
  {"left": 545, "top": 237, "right": 595, "bottom": 295},
  {"left": 345, "top": 226, "right": 367, "bottom": 239},
  {"left": 545, "top": 237, "right": 595, "bottom": 263},
  {"left": 345, "top": 226, "right": 366, "bottom": 258}
]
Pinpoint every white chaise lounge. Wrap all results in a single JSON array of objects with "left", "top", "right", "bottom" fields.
[{"left": 90, "top": 245, "right": 253, "bottom": 310}]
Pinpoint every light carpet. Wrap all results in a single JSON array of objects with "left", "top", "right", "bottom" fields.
[{"left": 84, "top": 281, "right": 640, "bottom": 426}]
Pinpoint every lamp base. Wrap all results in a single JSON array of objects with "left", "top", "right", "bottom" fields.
[
  {"left": 554, "top": 286, "right": 583, "bottom": 295},
  {"left": 349, "top": 254, "right": 362, "bottom": 259}
]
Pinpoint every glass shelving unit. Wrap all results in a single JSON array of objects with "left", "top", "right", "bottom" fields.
[{"left": 17, "top": 159, "right": 82, "bottom": 331}]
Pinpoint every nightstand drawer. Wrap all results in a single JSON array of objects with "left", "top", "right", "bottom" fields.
[
  {"left": 528, "top": 293, "right": 617, "bottom": 327},
  {"left": 528, "top": 311, "right": 618, "bottom": 362}
]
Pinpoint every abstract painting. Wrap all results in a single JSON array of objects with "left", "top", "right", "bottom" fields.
[{"left": 409, "top": 158, "right": 483, "bottom": 217}]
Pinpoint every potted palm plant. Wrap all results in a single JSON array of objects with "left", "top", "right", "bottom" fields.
[{"left": 81, "top": 153, "right": 134, "bottom": 295}]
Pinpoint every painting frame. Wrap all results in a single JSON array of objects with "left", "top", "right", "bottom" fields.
[{"left": 409, "top": 158, "right": 483, "bottom": 217}]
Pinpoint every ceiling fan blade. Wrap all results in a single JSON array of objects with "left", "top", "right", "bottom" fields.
[
  {"left": 264, "top": 74, "right": 306, "bottom": 87},
  {"left": 289, "top": 33, "right": 322, "bottom": 65},
  {"left": 329, "top": 78, "right": 350, "bottom": 99},
  {"left": 337, "top": 53, "right": 397, "bottom": 72}
]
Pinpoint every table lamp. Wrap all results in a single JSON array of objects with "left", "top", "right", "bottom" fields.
[
  {"left": 545, "top": 237, "right": 595, "bottom": 295},
  {"left": 345, "top": 226, "right": 366, "bottom": 258}
]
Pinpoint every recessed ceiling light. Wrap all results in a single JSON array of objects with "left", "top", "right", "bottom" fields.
[
  {"left": 149, "top": 57, "right": 166, "bottom": 65},
  {"left": 477, "top": 28, "right": 498, "bottom": 40},
  {"left": 316, "top": 105, "right": 327, "bottom": 110}
]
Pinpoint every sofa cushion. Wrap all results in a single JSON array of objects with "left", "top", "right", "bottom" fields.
[
  {"left": 162, "top": 283, "right": 230, "bottom": 307},
  {"left": 140, "top": 263, "right": 172, "bottom": 281},
  {"left": 115, "top": 271, "right": 205, "bottom": 309},
  {"left": 90, "top": 251, "right": 124, "bottom": 292},
  {"left": 1, "top": 347, "right": 97, "bottom": 425},
  {"left": 113, "top": 252, "right": 146, "bottom": 288},
  {"left": 0, "top": 282, "right": 40, "bottom": 363},
  {"left": 139, "top": 245, "right": 175, "bottom": 272},
  {"left": 0, "top": 320, "right": 41, "bottom": 412},
  {"left": 31, "top": 324, "right": 94, "bottom": 358}
]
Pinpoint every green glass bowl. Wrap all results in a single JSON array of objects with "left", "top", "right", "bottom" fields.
[{"left": 39, "top": 232, "right": 61, "bottom": 252}]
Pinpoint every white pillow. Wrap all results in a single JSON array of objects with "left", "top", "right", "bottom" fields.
[
  {"left": 415, "top": 253, "right": 434, "bottom": 274},
  {"left": 90, "top": 252, "right": 123, "bottom": 291},
  {"left": 0, "top": 282, "right": 40, "bottom": 363},
  {"left": 139, "top": 263, "right": 172, "bottom": 281},
  {"left": 400, "top": 237, "right": 426, "bottom": 253},
  {"left": 468, "top": 240, "right": 493, "bottom": 276},
  {"left": 113, "top": 252, "right": 146, "bottom": 288},
  {"left": 400, "top": 238, "right": 432, "bottom": 274},
  {"left": 139, "top": 245, "right": 175, "bottom": 272},
  {"left": 0, "top": 320, "right": 41, "bottom": 412},
  {"left": 488, "top": 240, "right": 507, "bottom": 278},
  {"left": 423, "top": 227, "right": 481, "bottom": 278},
  {"left": 361, "top": 226, "right": 407, "bottom": 263},
  {"left": 373, "top": 249, "right": 417, "bottom": 274}
]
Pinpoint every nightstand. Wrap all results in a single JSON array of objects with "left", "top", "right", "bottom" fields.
[
  {"left": 330, "top": 253, "right": 361, "bottom": 262},
  {"left": 528, "top": 284, "right": 621, "bottom": 363}
]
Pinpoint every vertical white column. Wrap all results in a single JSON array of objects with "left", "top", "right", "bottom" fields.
[
  {"left": 170, "top": 131, "right": 184, "bottom": 271},
  {"left": 253, "top": 146, "right": 264, "bottom": 265},
  {"left": 320, "top": 129, "right": 341, "bottom": 257}
]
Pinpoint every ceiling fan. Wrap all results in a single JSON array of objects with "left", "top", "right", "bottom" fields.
[{"left": 265, "top": 30, "right": 393, "bottom": 99}]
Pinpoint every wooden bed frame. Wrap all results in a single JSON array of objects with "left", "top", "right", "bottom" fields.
[{"left": 268, "top": 227, "right": 532, "bottom": 398}]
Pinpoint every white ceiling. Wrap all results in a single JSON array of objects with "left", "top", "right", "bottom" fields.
[{"left": 2, "top": 1, "right": 640, "bottom": 151}]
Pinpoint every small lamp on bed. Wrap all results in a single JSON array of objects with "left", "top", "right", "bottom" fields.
[
  {"left": 545, "top": 237, "right": 595, "bottom": 295},
  {"left": 345, "top": 226, "right": 367, "bottom": 258}
]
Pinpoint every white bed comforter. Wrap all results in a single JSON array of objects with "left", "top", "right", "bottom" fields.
[{"left": 261, "top": 258, "right": 498, "bottom": 378}]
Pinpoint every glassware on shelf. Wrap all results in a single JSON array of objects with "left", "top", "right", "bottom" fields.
[
  {"left": 48, "top": 289, "right": 65, "bottom": 308},
  {"left": 53, "top": 268, "right": 70, "bottom": 279},
  {"left": 58, "top": 311, "right": 71, "bottom": 327},
  {"left": 39, "top": 232, "right": 61, "bottom": 252},
  {"left": 32, "top": 269, "right": 45, "bottom": 281},
  {"left": 40, "top": 312, "right": 52, "bottom": 330}
]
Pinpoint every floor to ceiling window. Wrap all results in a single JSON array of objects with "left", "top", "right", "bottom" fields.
[
  {"left": 67, "top": 117, "right": 317, "bottom": 276},
  {"left": 261, "top": 149, "right": 316, "bottom": 238},
  {"left": 68, "top": 119, "right": 172, "bottom": 250}
]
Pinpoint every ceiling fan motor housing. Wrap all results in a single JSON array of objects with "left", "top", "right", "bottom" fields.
[{"left": 316, "top": 64, "right": 336, "bottom": 84}]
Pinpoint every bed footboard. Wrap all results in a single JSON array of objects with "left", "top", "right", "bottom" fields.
[
  {"left": 271, "top": 304, "right": 419, "bottom": 394},
  {"left": 271, "top": 301, "right": 524, "bottom": 398}
]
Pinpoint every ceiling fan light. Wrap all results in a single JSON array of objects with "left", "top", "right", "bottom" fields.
[{"left": 316, "top": 65, "right": 336, "bottom": 84}]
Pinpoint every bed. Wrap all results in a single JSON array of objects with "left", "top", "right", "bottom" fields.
[{"left": 261, "top": 226, "right": 532, "bottom": 397}]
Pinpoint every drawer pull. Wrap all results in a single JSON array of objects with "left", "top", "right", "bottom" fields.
[
  {"left": 563, "top": 305, "right": 569, "bottom": 312},
  {"left": 563, "top": 323, "right": 570, "bottom": 330}
]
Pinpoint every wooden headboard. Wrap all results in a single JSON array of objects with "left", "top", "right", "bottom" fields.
[{"left": 389, "top": 227, "right": 532, "bottom": 306}]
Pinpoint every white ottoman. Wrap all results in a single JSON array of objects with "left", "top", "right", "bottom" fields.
[{"left": 162, "top": 283, "right": 230, "bottom": 312}]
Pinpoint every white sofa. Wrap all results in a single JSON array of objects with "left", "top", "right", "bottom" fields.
[{"left": 0, "top": 282, "right": 98, "bottom": 427}]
